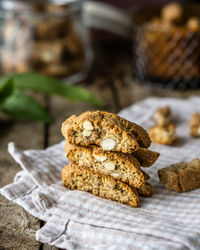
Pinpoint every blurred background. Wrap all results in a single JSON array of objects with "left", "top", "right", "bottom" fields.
[{"left": 0, "top": 0, "right": 200, "bottom": 90}]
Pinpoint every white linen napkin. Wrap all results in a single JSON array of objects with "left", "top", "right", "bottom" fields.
[{"left": 1, "top": 96, "right": 200, "bottom": 250}]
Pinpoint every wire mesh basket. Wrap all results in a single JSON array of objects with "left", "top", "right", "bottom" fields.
[{"left": 133, "top": 4, "right": 200, "bottom": 90}]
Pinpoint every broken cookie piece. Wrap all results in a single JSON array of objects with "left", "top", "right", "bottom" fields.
[
  {"left": 137, "top": 182, "right": 153, "bottom": 197},
  {"left": 132, "top": 147, "right": 160, "bottom": 167},
  {"left": 64, "top": 143, "right": 145, "bottom": 188},
  {"left": 161, "top": 2, "right": 183, "bottom": 24},
  {"left": 158, "top": 158, "right": 200, "bottom": 192},
  {"left": 62, "top": 163, "right": 140, "bottom": 207},
  {"left": 149, "top": 124, "right": 178, "bottom": 145},
  {"left": 154, "top": 106, "right": 173, "bottom": 126},
  {"left": 190, "top": 112, "right": 200, "bottom": 137},
  {"left": 142, "top": 171, "right": 150, "bottom": 180},
  {"left": 61, "top": 111, "right": 151, "bottom": 153}
]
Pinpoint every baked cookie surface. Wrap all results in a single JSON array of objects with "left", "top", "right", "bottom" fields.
[
  {"left": 111, "top": 112, "right": 151, "bottom": 148},
  {"left": 190, "top": 112, "right": 200, "bottom": 137},
  {"left": 61, "top": 111, "right": 151, "bottom": 153},
  {"left": 62, "top": 163, "right": 140, "bottom": 207},
  {"left": 149, "top": 124, "right": 178, "bottom": 145},
  {"left": 154, "top": 106, "right": 173, "bottom": 126},
  {"left": 65, "top": 143, "right": 145, "bottom": 188},
  {"left": 132, "top": 148, "right": 160, "bottom": 167},
  {"left": 142, "top": 171, "right": 150, "bottom": 180},
  {"left": 158, "top": 159, "right": 200, "bottom": 192},
  {"left": 137, "top": 182, "right": 153, "bottom": 197}
]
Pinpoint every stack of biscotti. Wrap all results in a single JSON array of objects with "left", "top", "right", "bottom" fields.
[{"left": 61, "top": 111, "right": 159, "bottom": 207}]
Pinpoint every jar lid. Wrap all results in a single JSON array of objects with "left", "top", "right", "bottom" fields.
[
  {"left": 1, "top": 0, "right": 80, "bottom": 8},
  {"left": 83, "top": 1, "right": 131, "bottom": 38},
  {"left": 0, "top": 0, "right": 81, "bottom": 17}
]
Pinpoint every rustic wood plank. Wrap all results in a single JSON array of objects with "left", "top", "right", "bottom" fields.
[
  {"left": 111, "top": 60, "right": 200, "bottom": 109},
  {"left": 118, "top": 80, "right": 200, "bottom": 108},
  {"left": 0, "top": 119, "right": 44, "bottom": 250},
  {"left": 94, "top": 42, "right": 200, "bottom": 109}
]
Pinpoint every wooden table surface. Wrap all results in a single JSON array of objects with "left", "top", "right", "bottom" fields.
[{"left": 0, "top": 43, "right": 200, "bottom": 250}]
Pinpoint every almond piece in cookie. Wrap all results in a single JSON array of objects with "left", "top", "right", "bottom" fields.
[
  {"left": 62, "top": 163, "right": 140, "bottom": 208},
  {"left": 65, "top": 143, "right": 145, "bottom": 188},
  {"left": 132, "top": 147, "right": 160, "bottom": 167},
  {"left": 149, "top": 124, "right": 178, "bottom": 145},
  {"left": 154, "top": 106, "right": 172, "bottom": 126},
  {"left": 101, "top": 138, "right": 116, "bottom": 151},
  {"left": 61, "top": 111, "right": 146, "bottom": 153},
  {"left": 190, "top": 112, "right": 200, "bottom": 138},
  {"left": 158, "top": 159, "right": 200, "bottom": 192},
  {"left": 107, "top": 112, "right": 151, "bottom": 148}
]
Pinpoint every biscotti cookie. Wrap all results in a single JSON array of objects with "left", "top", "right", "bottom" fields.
[
  {"left": 158, "top": 159, "right": 200, "bottom": 192},
  {"left": 61, "top": 111, "right": 151, "bottom": 153},
  {"left": 62, "top": 164, "right": 140, "bottom": 207},
  {"left": 154, "top": 106, "right": 172, "bottom": 126},
  {"left": 190, "top": 112, "right": 200, "bottom": 137},
  {"left": 137, "top": 182, "right": 153, "bottom": 197},
  {"left": 132, "top": 148, "right": 160, "bottom": 167},
  {"left": 64, "top": 143, "right": 145, "bottom": 188},
  {"left": 149, "top": 124, "right": 178, "bottom": 145},
  {"left": 142, "top": 171, "right": 150, "bottom": 180},
  {"left": 110, "top": 112, "right": 151, "bottom": 148},
  {"left": 97, "top": 111, "right": 151, "bottom": 148}
]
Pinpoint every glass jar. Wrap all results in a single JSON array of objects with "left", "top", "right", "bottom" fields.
[
  {"left": 133, "top": 3, "right": 200, "bottom": 90},
  {"left": 0, "top": 0, "right": 93, "bottom": 82}
]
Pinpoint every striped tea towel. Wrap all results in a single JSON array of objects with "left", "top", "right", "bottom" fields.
[{"left": 1, "top": 96, "right": 200, "bottom": 250}]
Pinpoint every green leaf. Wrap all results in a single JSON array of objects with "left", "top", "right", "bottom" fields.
[
  {"left": 0, "top": 77, "right": 14, "bottom": 106},
  {"left": 11, "top": 73, "right": 103, "bottom": 106},
  {"left": 1, "top": 89, "right": 52, "bottom": 123}
]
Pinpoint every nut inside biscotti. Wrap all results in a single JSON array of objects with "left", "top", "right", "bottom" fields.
[
  {"left": 62, "top": 115, "right": 139, "bottom": 154},
  {"left": 62, "top": 164, "right": 140, "bottom": 208},
  {"left": 61, "top": 111, "right": 151, "bottom": 153},
  {"left": 65, "top": 144, "right": 145, "bottom": 188},
  {"left": 103, "top": 111, "right": 151, "bottom": 148}
]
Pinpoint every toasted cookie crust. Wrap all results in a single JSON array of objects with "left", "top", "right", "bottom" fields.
[
  {"left": 62, "top": 164, "right": 140, "bottom": 207},
  {"left": 132, "top": 148, "right": 160, "bottom": 167},
  {"left": 154, "top": 106, "right": 172, "bottom": 126},
  {"left": 64, "top": 143, "right": 145, "bottom": 188},
  {"left": 142, "top": 171, "right": 150, "bottom": 180},
  {"left": 158, "top": 159, "right": 200, "bottom": 192},
  {"left": 149, "top": 124, "right": 178, "bottom": 145},
  {"left": 61, "top": 111, "right": 151, "bottom": 153},
  {"left": 137, "top": 182, "right": 153, "bottom": 197},
  {"left": 190, "top": 112, "right": 200, "bottom": 137},
  {"left": 101, "top": 111, "right": 151, "bottom": 148}
]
